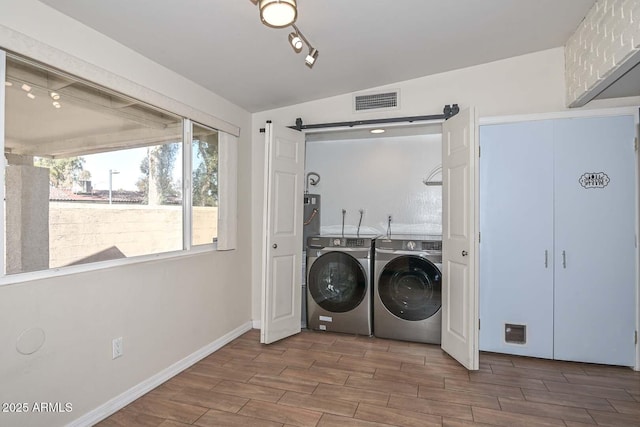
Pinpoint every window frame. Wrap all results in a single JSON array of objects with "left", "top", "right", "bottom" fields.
[{"left": 0, "top": 51, "right": 233, "bottom": 285}]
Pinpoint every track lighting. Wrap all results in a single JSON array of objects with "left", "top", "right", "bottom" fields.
[
  {"left": 288, "top": 31, "right": 303, "bottom": 53},
  {"left": 291, "top": 24, "right": 319, "bottom": 68},
  {"left": 250, "top": 1, "right": 320, "bottom": 69}
]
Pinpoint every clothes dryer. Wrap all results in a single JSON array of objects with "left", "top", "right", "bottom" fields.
[
  {"left": 374, "top": 235, "right": 442, "bottom": 344},
  {"left": 306, "top": 235, "right": 376, "bottom": 335}
]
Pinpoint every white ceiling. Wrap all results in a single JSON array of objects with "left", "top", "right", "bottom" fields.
[{"left": 38, "top": 0, "right": 596, "bottom": 113}]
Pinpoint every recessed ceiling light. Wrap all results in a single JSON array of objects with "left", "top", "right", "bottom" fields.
[
  {"left": 21, "top": 83, "right": 32, "bottom": 92},
  {"left": 50, "top": 92, "right": 60, "bottom": 100},
  {"left": 27, "top": 93, "right": 36, "bottom": 99},
  {"left": 370, "top": 128, "right": 385, "bottom": 134},
  {"left": 4, "top": 81, "right": 12, "bottom": 87}
]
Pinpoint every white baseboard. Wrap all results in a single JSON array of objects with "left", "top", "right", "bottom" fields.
[{"left": 69, "top": 321, "right": 253, "bottom": 427}]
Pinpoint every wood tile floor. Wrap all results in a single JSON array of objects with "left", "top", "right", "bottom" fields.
[{"left": 98, "top": 329, "right": 640, "bottom": 426}]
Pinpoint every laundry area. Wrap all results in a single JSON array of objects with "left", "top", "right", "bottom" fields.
[
  {"left": 300, "top": 120, "right": 445, "bottom": 346},
  {"left": 297, "top": 109, "right": 639, "bottom": 368}
]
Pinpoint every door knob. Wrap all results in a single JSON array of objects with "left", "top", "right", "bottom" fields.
[
  {"left": 461, "top": 250, "right": 468, "bottom": 256},
  {"left": 272, "top": 243, "right": 278, "bottom": 249}
]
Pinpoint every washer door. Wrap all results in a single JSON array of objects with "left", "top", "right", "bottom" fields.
[
  {"left": 378, "top": 255, "right": 441, "bottom": 321},
  {"left": 308, "top": 251, "right": 367, "bottom": 313}
]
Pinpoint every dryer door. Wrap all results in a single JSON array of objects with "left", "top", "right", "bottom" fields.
[
  {"left": 378, "top": 255, "right": 441, "bottom": 321},
  {"left": 308, "top": 251, "right": 367, "bottom": 313}
]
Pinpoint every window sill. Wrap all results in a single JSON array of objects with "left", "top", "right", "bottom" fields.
[{"left": 0, "top": 243, "right": 219, "bottom": 287}]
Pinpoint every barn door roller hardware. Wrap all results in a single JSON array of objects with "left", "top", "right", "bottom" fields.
[{"left": 288, "top": 104, "right": 459, "bottom": 131}]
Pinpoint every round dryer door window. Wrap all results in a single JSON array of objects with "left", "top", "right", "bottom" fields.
[
  {"left": 308, "top": 252, "right": 367, "bottom": 313},
  {"left": 378, "top": 255, "right": 441, "bottom": 321}
]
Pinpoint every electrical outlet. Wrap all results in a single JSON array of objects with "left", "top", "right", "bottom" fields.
[{"left": 112, "top": 337, "right": 123, "bottom": 359}]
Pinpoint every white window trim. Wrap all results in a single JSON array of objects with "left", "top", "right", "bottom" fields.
[
  {"left": 0, "top": 246, "right": 217, "bottom": 287},
  {"left": 0, "top": 49, "right": 5, "bottom": 278},
  {"left": 183, "top": 119, "right": 194, "bottom": 251},
  {"left": 217, "top": 132, "right": 238, "bottom": 251}
]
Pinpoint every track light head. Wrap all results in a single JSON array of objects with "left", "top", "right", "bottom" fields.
[
  {"left": 305, "top": 48, "right": 319, "bottom": 68},
  {"left": 288, "top": 32, "right": 303, "bottom": 53}
]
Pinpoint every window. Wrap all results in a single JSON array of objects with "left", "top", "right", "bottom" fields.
[
  {"left": 191, "top": 123, "right": 218, "bottom": 245},
  {"left": 3, "top": 55, "right": 226, "bottom": 276}
]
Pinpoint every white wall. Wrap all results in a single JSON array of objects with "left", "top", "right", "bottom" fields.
[
  {"left": 251, "top": 46, "right": 640, "bottom": 321},
  {"left": 305, "top": 134, "right": 442, "bottom": 236},
  {"left": 0, "top": 1, "right": 253, "bottom": 426}
]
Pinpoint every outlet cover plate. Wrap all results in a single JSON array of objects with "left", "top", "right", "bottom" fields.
[{"left": 112, "top": 337, "right": 123, "bottom": 359}]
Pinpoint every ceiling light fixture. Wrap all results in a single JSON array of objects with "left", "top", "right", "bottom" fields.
[
  {"left": 258, "top": 0, "right": 297, "bottom": 28},
  {"left": 52, "top": 101, "right": 61, "bottom": 109},
  {"left": 50, "top": 92, "right": 61, "bottom": 100},
  {"left": 27, "top": 92, "right": 35, "bottom": 99},
  {"left": 370, "top": 128, "right": 385, "bottom": 134},
  {"left": 250, "top": 1, "right": 319, "bottom": 69},
  {"left": 21, "top": 83, "right": 32, "bottom": 92}
]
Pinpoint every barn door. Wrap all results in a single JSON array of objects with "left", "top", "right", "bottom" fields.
[
  {"left": 260, "top": 121, "right": 305, "bottom": 344},
  {"left": 441, "top": 107, "right": 479, "bottom": 370}
]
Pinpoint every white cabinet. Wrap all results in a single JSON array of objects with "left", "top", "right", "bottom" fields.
[{"left": 479, "top": 115, "right": 636, "bottom": 366}]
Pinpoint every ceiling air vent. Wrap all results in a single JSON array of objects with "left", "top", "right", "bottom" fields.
[{"left": 353, "top": 91, "right": 399, "bottom": 112}]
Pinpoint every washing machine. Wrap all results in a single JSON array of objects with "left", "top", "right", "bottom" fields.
[
  {"left": 374, "top": 235, "right": 442, "bottom": 344},
  {"left": 306, "top": 234, "right": 376, "bottom": 335}
]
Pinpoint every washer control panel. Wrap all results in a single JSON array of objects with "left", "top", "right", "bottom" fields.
[
  {"left": 330, "top": 238, "right": 366, "bottom": 247},
  {"left": 307, "top": 235, "right": 376, "bottom": 249},
  {"left": 376, "top": 236, "right": 442, "bottom": 253}
]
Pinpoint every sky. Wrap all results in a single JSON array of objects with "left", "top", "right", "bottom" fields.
[
  {"left": 82, "top": 147, "right": 149, "bottom": 191},
  {"left": 81, "top": 144, "right": 201, "bottom": 192}
]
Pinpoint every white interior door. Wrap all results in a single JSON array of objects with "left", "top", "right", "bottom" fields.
[
  {"left": 442, "top": 107, "right": 479, "bottom": 370},
  {"left": 553, "top": 115, "right": 637, "bottom": 366},
  {"left": 260, "top": 121, "right": 305, "bottom": 344}
]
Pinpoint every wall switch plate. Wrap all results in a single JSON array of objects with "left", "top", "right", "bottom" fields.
[{"left": 112, "top": 337, "right": 123, "bottom": 359}]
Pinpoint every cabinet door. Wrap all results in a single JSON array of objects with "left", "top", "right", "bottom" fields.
[
  {"left": 479, "top": 121, "right": 555, "bottom": 358},
  {"left": 553, "top": 115, "right": 636, "bottom": 366}
]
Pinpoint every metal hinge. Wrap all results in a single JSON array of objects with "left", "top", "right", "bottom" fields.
[
  {"left": 478, "top": 146, "right": 481, "bottom": 157},
  {"left": 478, "top": 319, "right": 481, "bottom": 330},
  {"left": 635, "top": 330, "right": 638, "bottom": 345},
  {"left": 479, "top": 232, "right": 481, "bottom": 244},
  {"left": 635, "top": 137, "right": 638, "bottom": 152}
]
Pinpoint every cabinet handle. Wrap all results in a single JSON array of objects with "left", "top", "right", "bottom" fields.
[
  {"left": 562, "top": 250, "right": 566, "bottom": 268},
  {"left": 544, "top": 250, "right": 548, "bottom": 268}
]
